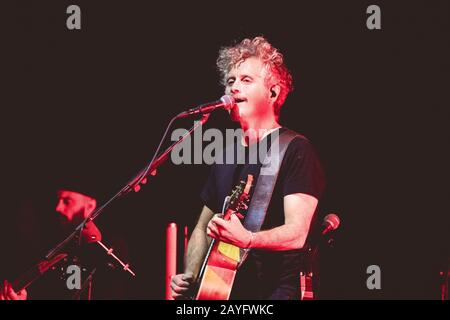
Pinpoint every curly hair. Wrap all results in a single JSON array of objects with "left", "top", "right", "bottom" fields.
[{"left": 217, "top": 36, "right": 293, "bottom": 117}]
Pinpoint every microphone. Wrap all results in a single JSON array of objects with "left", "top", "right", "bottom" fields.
[
  {"left": 321, "top": 213, "right": 341, "bottom": 236},
  {"left": 177, "top": 95, "right": 235, "bottom": 118},
  {"left": 305, "top": 213, "right": 341, "bottom": 254}
]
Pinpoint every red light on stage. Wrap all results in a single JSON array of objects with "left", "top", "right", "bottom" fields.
[{"left": 165, "top": 223, "right": 177, "bottom": 300}]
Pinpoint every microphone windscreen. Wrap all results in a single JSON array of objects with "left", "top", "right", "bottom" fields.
[
  {"left": 323, "top": 213, "right": 340, "bottom": 231},
  {"left": 220, "top": 95, "right": 236, "bottom": 110}
]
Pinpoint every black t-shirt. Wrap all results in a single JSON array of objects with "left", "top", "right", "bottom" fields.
[{"left": 200, "top": 127, "right": 325, "bottom": 299}]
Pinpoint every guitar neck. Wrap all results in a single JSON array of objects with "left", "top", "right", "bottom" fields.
[
  {"left": 11, "top": 253, "right": 68, "bottom": 292},
  {"left": 12, "top": 266, "right": 45, "bottom": 292}
]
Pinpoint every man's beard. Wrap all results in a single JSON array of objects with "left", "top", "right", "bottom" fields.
[{"left": 58, "top": 208, "right": 86, "bottom": 230}]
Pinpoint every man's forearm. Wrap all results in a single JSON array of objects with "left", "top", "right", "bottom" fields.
[
  {"left": 247, "top": 193, "right": 317, "bottom": 251},
  {"left": 250, "top": 223, "right": 309, "bottom": 251},
  {"left": 184, "top": 227, "right": 211, "bottom": 279}
]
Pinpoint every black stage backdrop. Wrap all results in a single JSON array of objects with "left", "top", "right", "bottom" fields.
[{"left": 0, "top": 1, "right": 448, "bottom": 299}]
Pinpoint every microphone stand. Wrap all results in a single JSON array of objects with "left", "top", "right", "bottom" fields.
[
  {"left": 72, "top": 267, "right": 96, "bottom": 300},
  {"left": 301, "top": 223, "right": 339, "bottom": 300},
  {"left": 44, "top": 112, "right": 211, "bottom": 279}
]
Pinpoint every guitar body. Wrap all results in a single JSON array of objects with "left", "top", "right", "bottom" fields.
[
  {"left": 195, "top": 255, "right": 237, "bottom": 300},
  {"left": 195, "top": 175, "right": 253, "bottom": 300},
  {"left": 196, "top": 220, "right": 241, "bottom": 300}
]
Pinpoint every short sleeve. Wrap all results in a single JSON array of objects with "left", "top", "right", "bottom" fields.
[
  {"left": 200, "top": 164, "right": 220, "bottom": 213},
  {"left": 281, "top": 137, "right": 326, "bottom": 200}
]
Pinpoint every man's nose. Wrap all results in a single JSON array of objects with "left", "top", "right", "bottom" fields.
[
  {"left": 230, "top": 84, "right": 240, "bottom": 95},
  {"left": 55, "top": 201, "right": 63, "bottom": 213}
]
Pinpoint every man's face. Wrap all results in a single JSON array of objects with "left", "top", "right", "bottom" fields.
[
  {"left": 225, "top": 57, "right": 273, "bottom": 122},
  {"left": 55, "top": 190, "right": 91, "bottom": 224}
]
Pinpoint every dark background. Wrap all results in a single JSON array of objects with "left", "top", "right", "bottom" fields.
[{"left": 1, "top": 1, "right": 448, "bottom": 299}]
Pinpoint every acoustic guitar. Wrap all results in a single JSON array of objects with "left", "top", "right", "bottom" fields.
[
  {"left": 11, "top": 253, "right": 68, "bottom": 293},
  {"left": 195, "top": 174, "right": 253, "bottom": 300}
]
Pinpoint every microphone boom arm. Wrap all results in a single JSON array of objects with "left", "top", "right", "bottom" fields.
[{"left": 46, "top": 112, "right": 211, "bottom": 271}]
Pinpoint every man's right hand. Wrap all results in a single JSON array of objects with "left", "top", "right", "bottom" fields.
[
  {"left": 0, "top": 280, "right": 27, "bottom": 300},
  {"left": 170, "top": 272, "right": 195, "bottom": 300}
]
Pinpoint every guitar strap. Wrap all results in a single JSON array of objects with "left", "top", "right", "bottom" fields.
[{"left": 239, "top": 129, "right": 301, "bottom": 261}]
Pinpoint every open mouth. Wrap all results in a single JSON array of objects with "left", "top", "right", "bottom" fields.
[{"left": 235, "top": 97, "right": 247, "bottom": 103}]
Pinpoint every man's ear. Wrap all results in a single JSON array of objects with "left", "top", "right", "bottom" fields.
[
  {"left": 86, "top": 198, "right": 97, "bottom": 213},
  {"left": 269, "top": 85, "right": 281, "bottom": 100}
]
